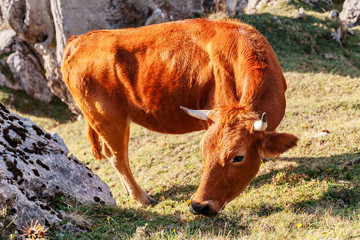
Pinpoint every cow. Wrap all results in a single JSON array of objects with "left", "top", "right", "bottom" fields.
[{"left": 61, "top": 18, "right": 298, "bottom": 217}]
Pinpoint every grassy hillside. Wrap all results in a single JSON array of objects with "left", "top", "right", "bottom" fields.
[{"left": 1, "top": 0, "right": 360, "bottom": 239}]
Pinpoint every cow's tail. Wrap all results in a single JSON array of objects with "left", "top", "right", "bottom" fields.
[{"left": 87, "top": 124, "right": 104, "bottom": 161}]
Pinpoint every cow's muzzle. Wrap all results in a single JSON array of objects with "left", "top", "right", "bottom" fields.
[{"left": 189, "top": 201, "right": 213, "bottom": 216}]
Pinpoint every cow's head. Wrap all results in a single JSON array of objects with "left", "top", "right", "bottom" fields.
[{"left": 181, "top": 105, "right": 298, "bottom": 216}]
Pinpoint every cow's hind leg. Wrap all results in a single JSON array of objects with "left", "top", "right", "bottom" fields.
[{"left": 100, "top": 122, "right": 156, "bottom": 205}]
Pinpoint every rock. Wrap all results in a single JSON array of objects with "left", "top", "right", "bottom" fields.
[
  {"left": 329, "top": 9, "right": 339, "bottom": 19},
  {"left": 213, "top": 0, "right": 248, "bottom": 16},
  {"left": 292, "top": 8, "right": 307, "bottom": 19},
  {"left": 321, "top": 52, "right": 338, "bottom": 60},
  {"left": 1, "top": 0, "right": 81, "bottom": 115},
  {"left": 208, "top": 0, "right": 248, "bottom": 17},
  {"left": 330, "top": 26, "right": 343, "bottom": 45},
  {"left": 300, "top": 0, "right": 314, "bottom": 7},
  {"left": 0, "top": 28, "right": 15, "bottom": 55},
  {"left": 340, "top": 0, "right": 360, "bottom": 28},
  {"left": 0, "top": 103, "right": 116, "bottom": 229},
  {"left": 0, "top": 4, "right": 3, "bottom": 25},
  {"left": 246, "top": 0, "right": 274, "bottom": 14},
  {"left": 273, "top": 15, "right": 282, "bottom": 24},
  {"left": 0, "top": 29, "right": 23, "bottom": 91},
  {"left": 0, "top": 28, "right": 54, "bottom": 103},
  {"left": 347, "top": 28, "right": 354, "bottom": 35},
  {"left": 1, "top": 0, "right": 54, "bottom": 45}
]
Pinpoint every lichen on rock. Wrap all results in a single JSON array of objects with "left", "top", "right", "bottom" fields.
[{"left": 0, "top": 103, "right": 116, "bottom": 229}]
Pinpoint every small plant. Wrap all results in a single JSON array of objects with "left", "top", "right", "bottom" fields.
[
  {"left": 20, "top": 220, "right": 49, "bottom": 240},
  {"left": 0, "top": 203, "right": 17, "bottom": 239}
]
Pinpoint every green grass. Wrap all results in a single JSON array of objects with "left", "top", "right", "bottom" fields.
[{"left": 1, "top": 1, "right": 360, "bottom": 239}]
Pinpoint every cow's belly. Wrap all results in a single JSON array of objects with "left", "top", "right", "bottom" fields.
[{"left": 128, "top": 105, "right": 209, "bottom": 134}]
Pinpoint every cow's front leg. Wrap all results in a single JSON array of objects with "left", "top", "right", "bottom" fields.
[
  {"left": 110, "top": 156, "right": 156, "bottom": 205},
  {"left": 103, "top": 123, "right": 156, "bottom": 205}
]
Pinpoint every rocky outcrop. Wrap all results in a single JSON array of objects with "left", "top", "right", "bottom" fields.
[
  {"left": 245, "top": 0, "right": 276, "bottom": 14},
  {"left": 212, "top": 0, "right": 248, "bottom": 16},
  {"left": 0, "top": 0, "right": 205, "bottom": 116},
  {"left": 340, "top": 0, "right": 360, "bottom": 28},
  {"left": 0, "top": 28, "right": 54, "bottom": 103},
  {"left": 226, "top": 0, "right": 248, "bottom": 16},
  {"left": 1, "top": 0, "right": 81, "bottom": 115},
  {"left": 0, "top": 103, "right": 116, "bottom": 229}
]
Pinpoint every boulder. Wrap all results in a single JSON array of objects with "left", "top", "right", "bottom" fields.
[
  {"left": 0, "top": 28, "right": 54, "bottom": 103},
  {"left": 292, "top": 7, "right": 307, "bottom": 20},
  {"left": 1, "top": 0, "right": 81, "bottom": 115},
  {"left": 0, "top": 103, "right": 116, "bottom": 229},
  {"left": 329, "top": 9, "right": 340, "bottom": 19},
  {"left": 245, "top": 0, "right": 277, "bottom": 14},
  {"left": 213, "top": 0, "right": 248, "bottom": 16},
  {"left": 340, "top": 0, "right": 360, "bottom": 28}
]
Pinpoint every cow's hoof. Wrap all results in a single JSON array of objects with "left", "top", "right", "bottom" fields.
[
  {"left": 138, "top": 193, "right": 157, "bottom": 205},
  {"left": 148, "top": 196, "right": 157, "bottom": 204}
]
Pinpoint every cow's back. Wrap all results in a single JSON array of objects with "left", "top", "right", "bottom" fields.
[{"left": 61, "top": 18, "right": 287, "bottom": 133}]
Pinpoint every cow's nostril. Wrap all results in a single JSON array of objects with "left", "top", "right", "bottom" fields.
[{"left": 189, "top": 201, "right": 210, "bottom": 216}]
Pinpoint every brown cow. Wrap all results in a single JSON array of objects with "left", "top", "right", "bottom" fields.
[{"left": 61, "top": 18, "right": 298, "bottom": 216}]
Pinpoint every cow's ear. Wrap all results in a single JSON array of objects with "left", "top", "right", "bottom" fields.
[{"left": 260, "top": 132, "right": 298, "bottom": 158}]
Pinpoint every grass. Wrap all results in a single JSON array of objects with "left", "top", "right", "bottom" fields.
[{"left": 1, "top": 0, "right": 360, "bottom": 239}]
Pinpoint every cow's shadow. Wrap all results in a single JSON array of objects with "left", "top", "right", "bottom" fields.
[
  {"left": 152, "top": 184, "right": 198, "bottom": 202},
  {"left": 0, "top": 86, "right": 75, "bottom": 123},
  {"left": 155, "top": 152, "right": 360, "bottom": 220}
]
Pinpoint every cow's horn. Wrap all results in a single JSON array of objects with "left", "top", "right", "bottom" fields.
[
  {"left": 180, "top": 106, "right": 211, "bottom": 121},
  {"left": 254, "top": 112, "right": 267, "bottom": 131}
]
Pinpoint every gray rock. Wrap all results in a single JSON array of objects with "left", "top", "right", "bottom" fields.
[
  {"left": 0, "top": 28, "right": 16, "bottom": 55},
  {"left": 245, "top": 0, "right": 277, "bottom": 14},
  {"left": 300, "top": 0, "right": 314, "bottom": 7},
  {"left": 226, "top": 0, "right": 248, "bottom": 16},
  {"left": 321, "top": 52, "right": 338, "bottom": 60},
  {"left": 323, "top": 0, "right": 332, "bottom": 5},
  {"left": 340, "top": 0, "right": 360, "bottom": 28},
  {"left": 330, "top": 27, "right": 343, "bottom": 45},
  {"left": 273, "top": 15, "right": 282, "bottom": 24},
  {"left": 1, "top": 0, "right": 54, "bottom": 45},
  {"left": 329, "top": 9, "right": 339, "bottom": 19},
  {"left": 0, "top": 103, "right": 116, "bottom": 229},
  {"left": 7, "top": 49, "right": 53, "bottom": 103},
  {"left": 0, "top": 28, "right": 54, "bottom": 102},
  {"left": 1, "top": 0, "right": 81, "bottom": 114},
  {"left": 292, "top": 7, "right": 307, "bottom": 19}
]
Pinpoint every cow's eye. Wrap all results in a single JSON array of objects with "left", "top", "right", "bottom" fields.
[{"left": 233, "top": 156, "right": 244, "bottom": 163}]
